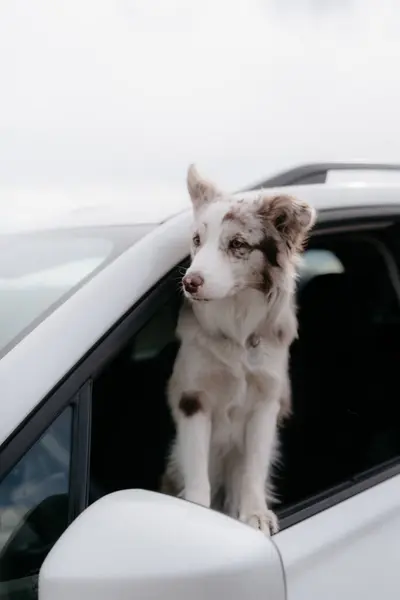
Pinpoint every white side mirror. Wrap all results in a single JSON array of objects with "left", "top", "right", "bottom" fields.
[{"left": 39, "top": 490, "right": 285, "bottom": 600}]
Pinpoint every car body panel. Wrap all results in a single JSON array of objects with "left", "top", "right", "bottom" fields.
[{"left": 274, "top": 473, "right": 400, "bottom": 599}]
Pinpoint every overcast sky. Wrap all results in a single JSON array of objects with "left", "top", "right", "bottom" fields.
[{"left": 1, "top": 0, "right": 400, "bottom": 228}]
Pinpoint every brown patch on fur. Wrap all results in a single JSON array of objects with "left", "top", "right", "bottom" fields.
[
  {"left": 257, "top": 194, "right": 314, "bottom": 252},
  {"left": 252, "top": 194, "right": 315, "bottom": 295},
  {"left": 254, "top": 264, "right": 273, "bottom": 294},
  {"left": 223, "top": 208, "right": 247, "bottom": 227},
  {"left": 249, "top": 237, "right": 277, "bottom": 293},
  {"left": 179, "top": 392, "right": 203, "bottom": 416},
  {"left": 255, "top": 235, "right": 279, "bottom": 267},
  {"left": 276, "top": 327, "right": 284, "bottom": 343}
]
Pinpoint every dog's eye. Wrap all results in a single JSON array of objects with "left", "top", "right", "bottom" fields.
[
  {"left": 229, "top": 238, "right": 248, "bottom": 251},
  {"left": 192, "top": 233, "right": 201, "bottom": 247}
]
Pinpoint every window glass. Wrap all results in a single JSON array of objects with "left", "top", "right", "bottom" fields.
[
  {"left": 297, "top": 249, "right": 344, "bottom": 289},
  {"left": 132, "top": 299, "right": 178, "bottom": 361},
  {"left": 284, "top": 236, "right": 400, "bottom": 508},
  {"left": 0, "top": 407, "right": 73, "bottom": 600},
  {"left": 0, "top": 224, "right": 152, "bottom": 359}
]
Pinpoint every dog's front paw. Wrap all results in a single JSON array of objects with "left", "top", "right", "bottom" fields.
[{"left": 240, "top": 510, "right": 279, "bottom": 536}]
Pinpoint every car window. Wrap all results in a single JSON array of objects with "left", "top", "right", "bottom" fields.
[
  {"left": 297, "top": 248, "right": 344, "bottom": 290},
  {"left": 0, "top": 407, "right": 73, "bottom": 600},
  {"left": 133, "top": 300, "right": 178, "bottom": 361},
  {"left": 89, "top": 295, "right": 180, "bottom": 503},
  {"left": 0, "top": 225, "right": 152, "bottom": 359},
  {"left": 87, "top": 229, "right": 400, "bottom": 532},
  {"left": 282, "top": 233, "right": 400, "bottom": 508}
]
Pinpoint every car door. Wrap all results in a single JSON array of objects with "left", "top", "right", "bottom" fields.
[{"left": 274, "top": 473, "right": 400, "bottom": 599}]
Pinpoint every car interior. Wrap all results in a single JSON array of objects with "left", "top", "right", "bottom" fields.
[{"left": 89, "top": 221, "right": 400, "bottom": 518}]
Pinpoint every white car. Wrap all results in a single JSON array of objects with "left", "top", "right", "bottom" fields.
[{"left": 1, "top": 162, "right": 400, "bottom": 600}]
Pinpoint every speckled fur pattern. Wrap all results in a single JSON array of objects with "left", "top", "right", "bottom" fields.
[{"left": 161, "top": 165, "right": 315, "bottom": 535}]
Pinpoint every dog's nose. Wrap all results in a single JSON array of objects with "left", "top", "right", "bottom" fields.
[{"left": 183, "top": 273, "right": 204, "bottom": 294}]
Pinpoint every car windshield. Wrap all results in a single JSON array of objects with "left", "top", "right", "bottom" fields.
[{"left": 0, "top": 225, "right": 152, "bottom": 358}]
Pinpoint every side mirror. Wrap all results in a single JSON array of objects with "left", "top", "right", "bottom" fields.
[{"left": 39, "top": 490, "right": 285, "bottom": 600}]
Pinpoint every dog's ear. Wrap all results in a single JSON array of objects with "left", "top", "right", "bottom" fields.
[
  {"left": 187, "top": 164, "right": 222, "bottom": 211},
  {"left": 260, "top": 194, "right": 316, "bottom": 249}
]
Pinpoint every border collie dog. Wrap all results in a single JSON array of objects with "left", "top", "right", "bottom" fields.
[{"left": 162, "top": 165, "right": 315, "bottom": 534}]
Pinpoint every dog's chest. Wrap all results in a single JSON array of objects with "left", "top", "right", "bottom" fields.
[{"left": 209, "top": 341, "right": 277, "bottom": 449}]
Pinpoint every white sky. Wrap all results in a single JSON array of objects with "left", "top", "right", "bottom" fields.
[{"left": 1, "top": 0, "right": 400, "bottom": 229}]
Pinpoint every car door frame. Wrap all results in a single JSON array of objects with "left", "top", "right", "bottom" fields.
[
  {"left": 274, "top": 472, "right": 400, "bottom": 600},
  {"left": 0, "top": 383, "right": 91, "bottom": 524}
]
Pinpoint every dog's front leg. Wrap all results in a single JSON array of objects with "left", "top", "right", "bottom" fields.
[
  {"left": 176, "top": 395, "right": 211, "bottom": 508},
  {"left": 238, "top": 398, "right": 280, "bottom": 535}
]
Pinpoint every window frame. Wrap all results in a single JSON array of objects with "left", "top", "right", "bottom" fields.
[
  {"left": 1, "top": 204, "right": 400, "bottom": 532},
  {"left": 279, "top": 206, "right": 400, "bottom": 528},
  {"left": 0, "top": 386, "right": 91, "bottom": 526}
]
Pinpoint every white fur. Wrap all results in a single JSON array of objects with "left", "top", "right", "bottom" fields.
[{"left": 162, "top": 165, "right": 315, "bottom": 535}]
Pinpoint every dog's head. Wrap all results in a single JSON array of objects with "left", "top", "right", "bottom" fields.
[{"left": 182, "top": 164, "right": 316, "bottom": 302}]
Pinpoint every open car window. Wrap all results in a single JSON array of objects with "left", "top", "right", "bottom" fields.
[{"left": 87, "top": 220, "right": 400, "bottom": 530}]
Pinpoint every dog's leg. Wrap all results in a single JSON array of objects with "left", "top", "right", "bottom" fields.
[
  {"left": 238, "top": 399, "right": 280, "bottom": 535},
  {"left": 176, "top": 399, "right": 211, "bottom": 508}
]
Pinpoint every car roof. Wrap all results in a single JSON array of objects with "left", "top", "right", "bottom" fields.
[
  {"left": 4, "top": 181, "right": 400, "bottom": 235},
  {"left": 4, "top": 162, "right": 400, "bottom": 233},
  {"left": 244, "top": 182, "right": 400, "bottom": 212}
]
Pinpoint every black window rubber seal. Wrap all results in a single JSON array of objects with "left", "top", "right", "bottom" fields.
[
  {"left": 278, "top": 458, "right": 400, "bottom": 530},
  {"left": 69, "top": 381, "right": 92, "bottom": 521}
]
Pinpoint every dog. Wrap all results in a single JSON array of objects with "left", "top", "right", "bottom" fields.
[{"left": 161, "top": 165, "right": 315, "bottom": 534}]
